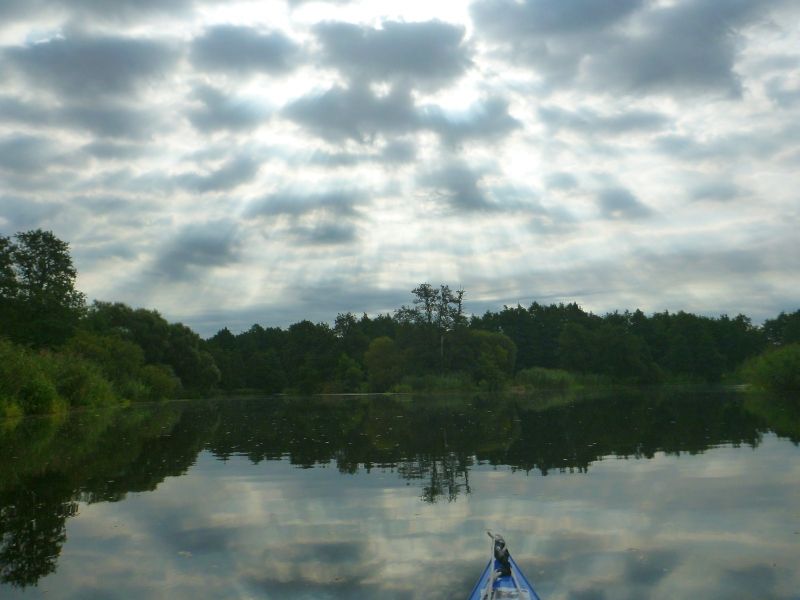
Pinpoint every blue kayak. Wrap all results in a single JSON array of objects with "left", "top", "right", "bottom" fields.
[{"left": 467, "top": 533, "right": 541, "bottom": 600}]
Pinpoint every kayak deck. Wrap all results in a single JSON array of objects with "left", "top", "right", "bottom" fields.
[{"left": 467, "top": 554, "right": 541, "bottom": 600}]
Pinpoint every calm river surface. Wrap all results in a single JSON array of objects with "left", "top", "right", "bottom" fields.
[{"left": 1, "top": 390, "right": 798, "bottom": 599}]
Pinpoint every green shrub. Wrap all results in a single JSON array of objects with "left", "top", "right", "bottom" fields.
[
  {"left": 65, "top": 330, "right": 145, "bottom": 393},
  {"left": 742, "top": 344, "right": 800, "bottom": 393},
  {"left": 48, "top": 352, "right": 116, "bottom": 407},
  {"left": 0, "top": 339, "right": 63, "bottom": 414},
  {"left": 139, "top": 364, "right": 180, "bottom": 401}
]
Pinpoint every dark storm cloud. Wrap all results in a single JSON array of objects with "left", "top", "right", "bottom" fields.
[
  {"left": 423, "top": 97, "right": 521, "bottom": 144},
  {"left": 187, "top": 85, "right": 270, "bottom": 132},
  {"left": 313, "top": 20, "right": 470, "bottom": 89},
  {"left": 471, "top": 0, "right": 778, "bottom": 97},
  {"left": 174, "top": 156, "right": 261, "bottom": 193},
  {"left": 4, "top": 34, "right": 177, "bottom": 100},
  {"left": 284, "top": 84, "right": 419, "bottom": 142},
  {"left": 597, "top": 187, "right": 652, "bottom": 220},
  {"left": 245, "top": 191, "right": 363, "bottom": 219},
  {"left": 538, "top": 105, "right": 671, "bottom": 135},
  {"left": 190, "top": 25, "right": 299, "bottom": 75},
  {"left": 154, "top": 220, "right": 241, "bottom": 280}
]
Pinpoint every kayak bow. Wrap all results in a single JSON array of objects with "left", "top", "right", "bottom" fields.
[{"left": 467, "top": 532, "right": 541, "bottom": 600}]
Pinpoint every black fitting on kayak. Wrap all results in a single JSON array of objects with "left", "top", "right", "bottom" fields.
[{"left": 493, "top": 535, "right": 512, "bottom": 577}]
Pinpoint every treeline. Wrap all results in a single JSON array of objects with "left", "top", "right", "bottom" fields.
[
  {"left": 2, "top": 229, "right": 799, "bottom": 416},
  {"left": 1, "top": 230, "right": 220, "bottom": 416},
  {"left": 207, "top": 284, "right": 800, "bottom": 393}
]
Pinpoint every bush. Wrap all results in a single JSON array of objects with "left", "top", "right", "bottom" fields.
[
  {"left": 0, "top": 340, "right": 63, "bottom": 414},
  {"left": 48, "top": 352, "right": 116, "bottom": 407},
  {"left": 139, "top": 364, "right": 181, "bottom": 401},
  {"left": 65, "top": 330, "right": 145, "bottom": 392},
  {"left": 742, "top": 344, "right": 800, "bottom": 393}
]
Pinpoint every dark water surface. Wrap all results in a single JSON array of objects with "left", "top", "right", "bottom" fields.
[{"left": 1, "top": 390, "right": 798, "bottom": 599}]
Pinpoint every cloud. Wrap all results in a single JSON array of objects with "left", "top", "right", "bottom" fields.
[
  {"left": 471, "top": 0, "right": 778, "bottom": 97},
  {"left": 538, "top": 105, "right": 671, "bottom": 135},
  {"left": 313, "top": 20, "right": 470, "bottom": 89},
  {"left": 153, "top": 220, "right": 241, "bottom": 280},
  {"left": 81, "top": 141, "right": 147, "bottom": 160},
  {"left": 689, "top": 180, "right": 744, "bottom": 202},
  {"left": 4, "top": 34, "right": 177, "bottom": 100},
  {"left": 423, "top": 96, "right": 521, "bottom": 144},
  {"left": 0, "top": 196, "right": 65, "bottom": 232},
  {"left": 285, "top": 86, "right": 520, "bottom": 146},
  {"left": 290, "top": 221, "right": 358, "bottom": 245},
  {"left": 284, "top": 84, "right": 419, "bottom": 142},
  {"left": 419, "top": 162, "right": 495, "bottom": 212},
  {"left": 583, "top": 0, "right": 766, "bottom": 97},
  {"left": 186, "top": 84, "right": 270, "bottom": 132},
  {"left": 765, "top": 75, "right": 800, "bottom": 108},
  {"left": 0, "top": 0, "right": 224, "bottom": 23},
  {"left": 0, "top": 134, "right": 78, "bottom": 174},
  {"left": 471, "top": 0, "right": 642, "bottom": 36},
  {"left": 596, "top": 187, "right": 652, "bottom": 220},
  {"left": 545, "top": 172, "right": 578, "bottom": 190},
  {"left": 190, "top": 25, "right": 299, "bottom": 75},
  {"left": 174, "top": 156, "right": 262, "bottom": 193},
  {"left": 245, "top": 191, "right": 362, "bottom": 219},
  {"left": 0, "top": 94, "right": 162, "bottom": 139},
  {"left": 654, "top": 131, "right": 786, "bottom": 162},
  {"left": 306, "top": 139, "right": 416, "bottom": 168},
  {"left": 244, "top": 190, "right": 364, "bottom": 246}
]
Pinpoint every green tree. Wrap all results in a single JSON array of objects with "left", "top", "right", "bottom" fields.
[
  {"left": 742, "top": 344, "right": 800, "bottom": 393},
  {"left": 763, "top": 310, "right": 800, "bottom": 346},
  {"left": 5, "top": 230, "right": 85, "bottom": 346},
  {"left": 334, "top": 353, "right": 364, "bottom": 392},
  {"left": 364, "top": 336, "right": 403, "bottom": 391}
]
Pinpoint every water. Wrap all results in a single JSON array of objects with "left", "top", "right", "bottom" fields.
[{"left": 1, "top": 390, "right": 798, "bottom": 599}]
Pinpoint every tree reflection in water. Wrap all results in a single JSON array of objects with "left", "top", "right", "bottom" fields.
[{"left": 0, "top": 389, "right": 796, "bottom": 587}]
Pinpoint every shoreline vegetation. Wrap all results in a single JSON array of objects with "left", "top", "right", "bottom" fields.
[{"left": 1, "top": 229, "right": 799, "bottom": 417}]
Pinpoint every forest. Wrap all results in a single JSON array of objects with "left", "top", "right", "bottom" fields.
[{"left": 1, "top": 229, "right": 799, "bottom": 416}]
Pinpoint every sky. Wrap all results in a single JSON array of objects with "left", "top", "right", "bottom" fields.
[{"left": 0, "top": 0, "right": 798, "bottom": 336}]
